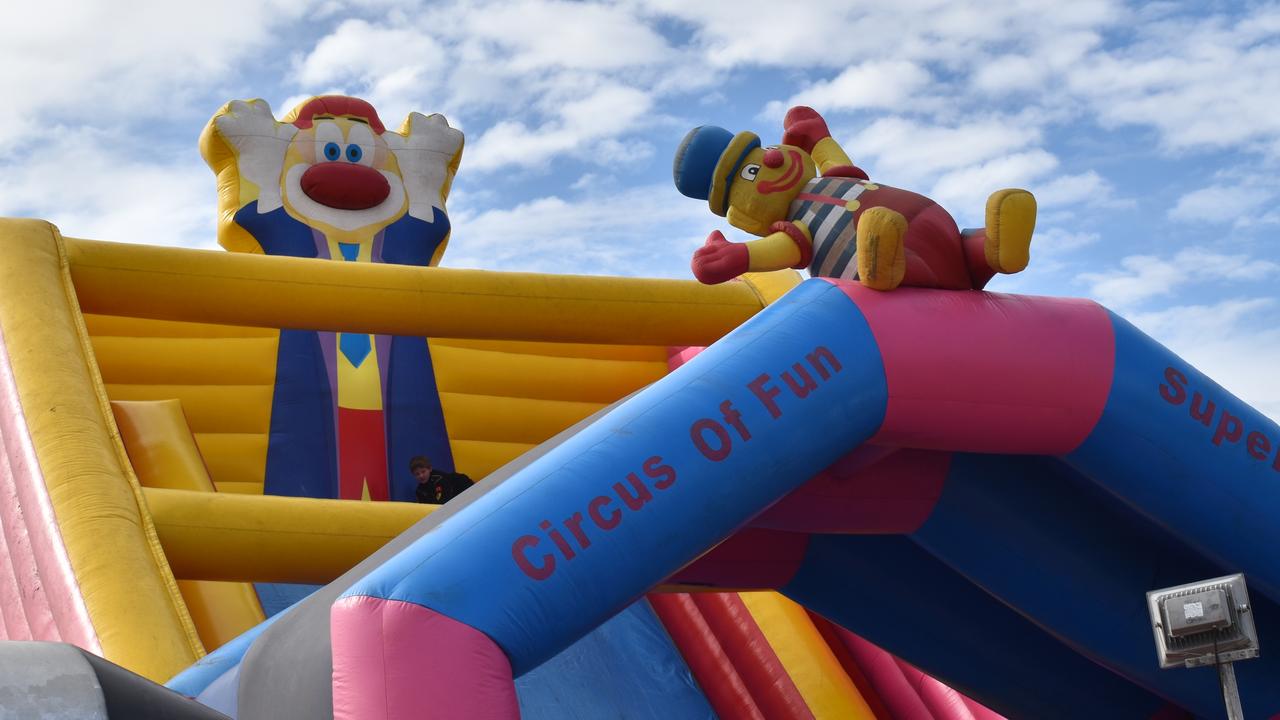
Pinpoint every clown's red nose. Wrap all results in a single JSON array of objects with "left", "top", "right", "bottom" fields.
[
  {"left": 763, "top": 148, "right": 784, "bottom": 168},
  {"left": 300, "top": 163, "right": 391, "bottom": 210}
]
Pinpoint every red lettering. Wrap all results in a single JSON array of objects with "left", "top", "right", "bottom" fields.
[
  {"left": 1248, "top": 431, "right": 1272, "bottom": 461},
  {"left": 692, "top": 418, "right": 732, "bottom": 461},
  {"left": 540, "top": 520, "right": 576, "bottom": 560},
  {"left": 719, "top": 400, "right": 751, "bottom": 441},
  {"left": 614, "top": 472, "right": 654, "bottom": 511},
  {"left": 563, "top": 512, "right": 591, "bottom": 550},
  {"left": 782, "top": 363, "right": 818, "bottom": 398},
  {"left": 806, "top": 346, "right": 842, "bottom": 380},
  {"left": 514, "top": 343, "right": 852, "bottom": 579},
  {"left": 1212, "top": 411, "right": 1243, "bottom": 446},
  {"left": 643, "top": 455, "right": 677, "bottom": 490},
  {"left": 513, "top": 535, "right": 555, "bottom": 580},
  {"left": 1159, "top": 367, "right": 1188, "bottom": 405},
  {"left": 1189, "top": 392, "right": 1215, "bottom": 427},
  {"left": 1162, "top": 373, "right": 1280, "bottom": 472},
  {"left": 748, "top": 374, "right": 783, "bottom": 419},
  {"left": 588, "top": 495, "right": 621, "bottom": 530}
]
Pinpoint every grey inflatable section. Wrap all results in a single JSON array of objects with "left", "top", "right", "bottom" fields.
[
  {"left": 0, "top": 642, "right": 104, "bottom": 720},
  {"left": 236, "top": 398, "right": 631, "bottom": 720},
  {"left": 0, "top": 641, "right": 228, "bottom": 720}
]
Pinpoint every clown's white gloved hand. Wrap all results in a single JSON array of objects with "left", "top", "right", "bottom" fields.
[
  {"left": 384, "top": 112, "right": 464, "bottom": 223},
  {"left": 212, "top": 99, "right": 297, "bottom": 213}
]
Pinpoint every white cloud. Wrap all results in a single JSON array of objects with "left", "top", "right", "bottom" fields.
[
  {"left": 459, "top": 0, "right": 672, "bottom": 71},
  {"left": 1034, "top": 171, "right": 1122, "bottom": 209},
  {"left": 291, "top": 19, "right": 449, "bottom": 124},
  {"left": 591, "top": 139, "right": 655, "bottom": 166},
  {"left": 928, "top": 150, "right": 1061, "bottom": 218},
  {"left": 767, "top": 61, "right": 934, "bottom": 116},
  {"left": 1066, "top": 6, "right": 1280, "bottom": 155},
  {"left": 1036, "top": 227, "right": 1101, "bottom": 255},
  {"left": 642, "top": 0, "right": 1119, "bottom": 70},
  {"left": 444, "top": 183, "right": 716, "bottom": 276},
  {"left": 0, "top": 0, "right": 319, "bottom": 151},
  {"left": 982, "top": 224, "right": 1106, "bottom": 297},
  {"left": 845, "top": 117, "right": 1043, "bottom": 188},
  {"left": 971, "top": 55, "right": 1052, "bottom": 95},
  {"left": 464, "top": 85, "right": 654, "bottom": 172},
  {"left": 1078, "top": 249, "right": 1280, "bottom": 308},
  {"left": 1127, "top": 298, "right": 1280, "bottom": 421},
  {"left": 0, "top": 129, "right": 215, "bottom": 249},
  {"left": 971, "top": 28, "right": 1105, "bottom": 96},
  {"left": 642, "top": 0, "right": 842, "bottom": 68},
  {"left": 295, "top": 19, "right": 446, "bottom": 87},
  {"left": 1170, "top": 184, "right": 1274, "bottom": 225},
  {"left": 281, "top": 1, "right": 682, "bottom": 172}
]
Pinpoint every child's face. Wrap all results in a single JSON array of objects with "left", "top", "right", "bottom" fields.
[{"left": 414, "top": 466, "right": 431, "bottom": 481}]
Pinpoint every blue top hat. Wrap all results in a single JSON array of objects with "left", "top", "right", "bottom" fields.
[{"left": 673, "top": 125, "right": 760, "bottom": 217}]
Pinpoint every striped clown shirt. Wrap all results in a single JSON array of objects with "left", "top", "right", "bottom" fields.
[{"left": 787, "top": 176, "right": 877, "bottom": 281}]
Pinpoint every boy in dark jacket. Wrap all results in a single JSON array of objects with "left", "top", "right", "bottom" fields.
[{"left": 411, "top": 455, "right": 474, "bottom": 504}]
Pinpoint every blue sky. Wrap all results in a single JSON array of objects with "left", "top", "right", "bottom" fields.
[{"left": 2, "top": 0, "right": 1278, "bottom": 417}]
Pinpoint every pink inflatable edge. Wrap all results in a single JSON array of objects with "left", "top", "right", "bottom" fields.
[
  {"left": 0, "top": 325, "right": 99, "bottom": 651},
  {"left": 331, "top": 595, "right": 519, "bottom": 720}
]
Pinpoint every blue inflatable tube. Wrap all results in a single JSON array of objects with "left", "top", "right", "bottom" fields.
[
  {"left": 911, "top": 453, "right": 1280, "bottom": 718},
  {"left": 1067, "top": 312, "right": 1280, "bottom": 602}
]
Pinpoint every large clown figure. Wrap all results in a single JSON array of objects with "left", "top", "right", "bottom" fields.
[{"left": 201, "top": 96, "right": 464, "bottom": 502}]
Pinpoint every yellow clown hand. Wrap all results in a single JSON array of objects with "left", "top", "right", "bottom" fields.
[{"left": 201, "top": 99, "right": 297, "bottom": 213}]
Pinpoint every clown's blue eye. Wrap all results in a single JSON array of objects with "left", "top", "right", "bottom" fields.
[
  {"left": 346, "top": 144, "right": 363, "bottom": 162},
  {"left": 323, "top": 142, "right": 341, "bottom": 161}
]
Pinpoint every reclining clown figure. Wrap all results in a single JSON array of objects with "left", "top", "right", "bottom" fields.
[{"left": 674, "top": 106, "right": 1037, "bottom": 291}]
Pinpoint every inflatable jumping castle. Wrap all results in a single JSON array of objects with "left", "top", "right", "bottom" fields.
[{"left": 0, "top": 96, "right": 1277, "bottom": 719}]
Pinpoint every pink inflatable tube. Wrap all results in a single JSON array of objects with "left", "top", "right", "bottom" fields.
[
  {"left": 331, "top": 595, "right": 518, "bottom": 720},
  {"left": 896, "top": 658, "right": 981, "bottom": 720},
  {"left": 841, "top": 283, "right": 1113, "bottom": 455},
  {"left": 835, "top": 628, "right": 935, "bottom": 720}
]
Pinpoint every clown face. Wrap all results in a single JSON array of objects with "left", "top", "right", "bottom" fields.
[
  {"left": 725, "top": 144, "right": 817, "bottom": 236},
  {"left": 282, "top": 115, "right": 408, "bottom": 234}
]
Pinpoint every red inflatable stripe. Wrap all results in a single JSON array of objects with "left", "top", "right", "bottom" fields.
[
  {"left": 648, "top": 594, "right": 764, "bottom": 720},
  {"left": 691, "top": 593, "right": 814, "bottom": 720}
]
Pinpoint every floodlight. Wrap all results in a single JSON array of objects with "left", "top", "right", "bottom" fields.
[{"left": 1148, "top": 573, "right": 1259, "bottom": 719}]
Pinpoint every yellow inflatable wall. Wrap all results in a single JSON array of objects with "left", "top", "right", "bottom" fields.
[{"left": 0, "top": 216, "right": 773, "bottom": 681}]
